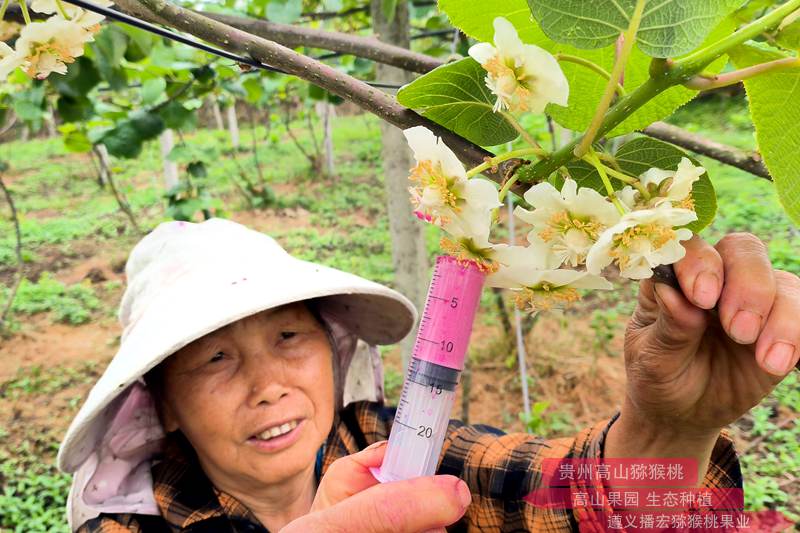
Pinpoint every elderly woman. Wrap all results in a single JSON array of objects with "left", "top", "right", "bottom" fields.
[{"left": 59, "top": 218, "right": 799, "bottom": 532}]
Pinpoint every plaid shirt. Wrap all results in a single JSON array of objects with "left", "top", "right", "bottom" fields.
[{"left": 77, "top": 401, "right": 742, "bottom": 532}]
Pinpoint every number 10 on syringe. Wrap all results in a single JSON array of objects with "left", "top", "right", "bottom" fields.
[{"left": 373, "top": 255, "right": 485, "bottom": 483}]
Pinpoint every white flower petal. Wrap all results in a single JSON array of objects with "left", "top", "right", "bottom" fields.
[
  {"left": 492, "top": 17, "right": 524, "bottom": 58},
  {"left": 639, "top": 167, "right": 674, "bottom": 189},
  {"left": 668, "top": 157, "right": 704, "bottom": 202},
  {"left": 461, "top": 178, "right": 501, "bottom": 211},
  {"left": 519, "top": 44, "right": 570, "bottom": 110},
  {"left": 468, "top": 42, "right": 497, "bottom": 66}
]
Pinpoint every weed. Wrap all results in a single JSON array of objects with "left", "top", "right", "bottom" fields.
[{"left": 2, "top": 273, "right": 100, "bottom": 324}]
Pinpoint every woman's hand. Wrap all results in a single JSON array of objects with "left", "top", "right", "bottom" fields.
[
  {"left": 281, "top": 441, "right": 471, "bottom": 532},
  {"left": 607, "top": 232, "right": 800, "bottom": 478}
]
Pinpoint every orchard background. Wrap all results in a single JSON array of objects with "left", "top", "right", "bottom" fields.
[{"left": 0, "top": 0, "right": 799, "bottom": 530}]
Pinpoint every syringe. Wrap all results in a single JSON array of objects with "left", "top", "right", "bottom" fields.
[{"left": 373, "top": 255, "right": 486, "bottom": 482}]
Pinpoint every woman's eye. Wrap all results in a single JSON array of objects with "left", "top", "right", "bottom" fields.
[
  {"left": 280, "top": 331, "right": 297, "bottom": 341},
  {"left": 209, "top": 351, "right": 226, "bottom": 363}
]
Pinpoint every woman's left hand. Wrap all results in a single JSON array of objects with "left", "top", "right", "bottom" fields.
[{"left": 615, "top": 232, "right": 799, "bottom": 445}]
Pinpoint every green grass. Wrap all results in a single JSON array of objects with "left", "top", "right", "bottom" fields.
[{"left": 1, "top": 273, "right": 101, "bottom": 325}]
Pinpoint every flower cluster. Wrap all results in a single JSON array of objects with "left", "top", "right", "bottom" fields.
[
  {"left": 0, "top": 0, "right": 112, "bottom": 81},
  {"left": 405, "top": 124, "right": 703, "bottom": 311},
  {"left": 402, "top": 16, "right": 706, "bottom": 313}
]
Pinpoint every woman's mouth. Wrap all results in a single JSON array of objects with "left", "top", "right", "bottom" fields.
[{"left": 247, "top": 419, "right": 304, "bottom": 452}]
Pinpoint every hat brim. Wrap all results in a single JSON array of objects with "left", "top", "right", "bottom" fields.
[{"left": 58, "top": 257, "right": 417, "bottom": 473}]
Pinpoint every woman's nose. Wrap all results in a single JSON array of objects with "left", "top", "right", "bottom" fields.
[{"left": 244, "top": 352, "right": 291, "bottom": 407}]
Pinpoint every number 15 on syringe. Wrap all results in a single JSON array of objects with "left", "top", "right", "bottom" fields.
[{"left": 373, "top": 255, "right": 485, "bottom": 483}]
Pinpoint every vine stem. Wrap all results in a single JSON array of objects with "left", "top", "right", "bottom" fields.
[
  {"left": 501, "top": 111, "right": 542, "bottom": 150},
  {"left": 498, "top": 172, "right": 522, "bottom": 203},
  {"left": 555, "top": 53, "right": 626, "bottom": 97},
  {"left": 585, "top": 150, "right": 625, "bottom": 215},
  {"left": 0, "top": 0, "right": 11, "bottom": 21},
  {"left": 0, "top": 173, "right": 22, "bottom": 331},
  {"left": 684, "top": 57, "right": 800, "bottom": 90},
  {"left": 466, "top": 147, "right": 548, "bottom": 178},
  {"left": 601, "top": 163, "right": 651, "bottom": 200},
  {"left": 17, "top": 0, "right": 29, "bottom": 24},
  {"left": 674, "top": 0, "right": 800, "bottom": 73},
  {"left": 54, "top": 0, "right": 71, "bottom": 19},
  {"left": 575, "top": 0, "right": 645, "bottom": 157}
]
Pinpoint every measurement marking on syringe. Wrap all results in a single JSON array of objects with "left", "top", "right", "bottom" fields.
[
  {"left": 395, "top": 420, "right": 416, "bottom": 431},
  {"left": 418, "top": 337, "right": 438, "bottom": 344}
]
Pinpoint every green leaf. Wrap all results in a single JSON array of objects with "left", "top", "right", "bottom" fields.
[
  {"left": 121, "top": 25, "right": 155, "bottom": 62},
  {"left": 56, "top": 95, "right": 94, "bottom": 123},
  {"left": 396, "top": 57, "right": 518, "bottom": 146},
  {"left": 527, "top": 0, "right": 743, "bottom": 57},
  {"left": 565, "top": 137, "right": 717, "bottom": 232},
  {"left": 729, "top": 44, "right": 800, "bottom": 224},
  {"left": 100, "top": 111, "right": 164, "bottom": 159},
  {"left": 141, "top": 78, "right": 166, "bottom": 106},
  {"left": 266, "top": 0, "right": 302, "bottom": 24},
  {"left": 91, "top": 26, "right": 129, "bottom": 90},
  {"left": 187, "top": 161, "right": 207, "bottom": 178},
  {"left": 776, "top": 16, "right": 800, "bottom": 50},
  {"left": 167, "top": 144, "right": 196, "bottom": 163},
  {"left": 60, "top": 126, "right": 92, "bottom": 153},
  {"left": 48, "top": 57, "right": 100, "bottom": 99},
  {"left": 157, "top": 101, "right": 194, "bottom": 130},
  {"left": 438, "top": 0, "right": 540, "bottom": 43},
  {"left": 191, "top": 65, "right": 215, "bottom": 84},
  {"left": 438, "top": 1, "right": 735, "bottom": 135}
]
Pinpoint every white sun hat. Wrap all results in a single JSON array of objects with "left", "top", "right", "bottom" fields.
[{"left": 58, "top": 217, "right": 417, "bottom": 475}]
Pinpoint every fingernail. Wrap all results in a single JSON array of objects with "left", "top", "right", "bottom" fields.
[
  {"left": 692, "top": 271, "right": 719, "bottom": 309},
  {"left": 456, "top": 480, "right": 472, "bottom": 509},
  {"left": 729, "top": 310, "right": 761, "bottom": 344},
  {"left": 364, "top": 440, "right": 388, "bottom": 451},
  {"left": 764, "top": 342, "right": 795, "bottom": 375}
]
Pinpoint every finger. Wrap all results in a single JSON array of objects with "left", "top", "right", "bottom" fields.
[
  {"left": 673, "top": 235, "right": 724, "bottom": 310},
  {"left": 648, "top": 279, "right": 709, "bottom": 352},
  {"left": 312, "top": 441, "right": 388, "bottom": 510},
  {"left": 715, "top": 233, "right": 776, "bottom": 345},
  {"left": 754, "top": 271, "right": 800, "bottom": 378},
  {"left": 287, "top": 475, "right": 471, "bottom": 533}
]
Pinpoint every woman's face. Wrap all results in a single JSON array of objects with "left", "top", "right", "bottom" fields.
[{"left": 158, "top": 302, "right": 335, "bottom": 490}]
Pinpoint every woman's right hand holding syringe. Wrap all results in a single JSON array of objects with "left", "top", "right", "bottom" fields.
[{"left": 282, "top": 441, "right": 471, "bottom": 533}]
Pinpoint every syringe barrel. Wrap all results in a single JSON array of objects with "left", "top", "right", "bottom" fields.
[
  {"left": 373, "top": 256, "right": 485, "bottom": 484},
  {"left": 375, "top": 358, "right": 460, "bottom": 483}
]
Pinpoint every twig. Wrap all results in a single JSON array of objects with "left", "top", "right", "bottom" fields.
[
  {"left": 281, "top": 104, "right": 317, "bottom": 168},
  {"left": 199, "top": 11, "right": 443, "bottom": 74},
  {"left": 246, "top": 106, "right": 266, "bottom": 185},
  {"left": 685, "top": 57, "right": 800, "bottom": 91},
  {"left": 306, "top": 111, "right": 322, "bottom": 162},
  {"left": 643, "top": 121, "right": 770, "bottom": 180},
  {"left": 0, "top": 173, "right": 23, "bottom": 331},
  {"left": 131, "top": 0, "right": 517, "bottom": 191},
  {"left": 93, "top": 145, "right": 144, "bottom": 235}
]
